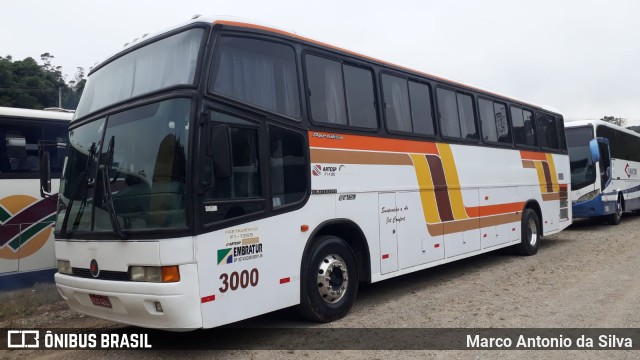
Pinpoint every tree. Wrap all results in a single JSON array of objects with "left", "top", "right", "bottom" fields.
[
  {"left": 0, "top": 53, "right": 83, "bottom": 110},
  {"left": 601, "top": 116, "right": 627, "bottom": 127}
]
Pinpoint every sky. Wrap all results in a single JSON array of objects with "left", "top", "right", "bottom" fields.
[{"left": 2, "top": 0, "right": 639, "bottom": 125}]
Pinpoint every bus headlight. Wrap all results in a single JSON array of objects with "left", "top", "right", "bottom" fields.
[
  {"left": 57, "top": 260, "right": 72, "bottom": 275},
  {"left": 129, "top": 266, "right": 180, "bottom": 283},
  {"left": 576, "top": 189, "right": 600, "bottom": 203}
]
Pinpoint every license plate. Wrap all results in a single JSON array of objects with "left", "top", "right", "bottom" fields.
[{"left": 89, "top": 294, "right": 112, "bottom": 308}]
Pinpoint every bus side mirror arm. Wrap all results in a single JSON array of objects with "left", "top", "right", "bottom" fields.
[
  {"left": 208, "top": 124, "right": 232, "bottom": 179},
  {"left": 39, "top": 151, "right": 52, "bottom": 198},
  {"left": 589, "top": 138, "right": 600, "bottom": 163}
]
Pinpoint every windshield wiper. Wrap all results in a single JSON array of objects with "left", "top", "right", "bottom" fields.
[
  {"left": 60, "top": 143, "right": 96, "bottom": 237},
  {"left": 99, "top": 136, "right": 127, "bottom": 240}
]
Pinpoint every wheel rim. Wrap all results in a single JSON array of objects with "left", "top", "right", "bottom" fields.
[
  {"left": 616, "top": 199, "right": 622, "bottom": 219},
  {"left": 527, "top": 218, "right": 538, "bottom": 246},
  {"left": 317, "top": 254, "right": 349, "bottom": 304}
]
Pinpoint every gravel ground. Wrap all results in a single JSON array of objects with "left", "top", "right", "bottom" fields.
[{"left": 3, "top": 214, "right": 640, "bottom": 359}]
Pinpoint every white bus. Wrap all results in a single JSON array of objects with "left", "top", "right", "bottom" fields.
[
  {"left": 566, "top": 120, "right": 640, "bottom": 224},
  {"left": 0, "top": 106, "right": 72, "bottom": 290},
  {"left": 47, "top": 17, "right": 570, "bottom": 329}
]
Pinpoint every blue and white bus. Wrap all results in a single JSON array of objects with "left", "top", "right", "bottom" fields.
[{"left": 566, "top": 120, "right": 640, "bottom": 224}]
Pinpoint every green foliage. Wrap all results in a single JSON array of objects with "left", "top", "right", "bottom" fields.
[
  {"left": 0, "top": 54, "right": 84, "bottom": 110},
  {"left": 600, "top": 116, "right": 627, "bottom": 127}
]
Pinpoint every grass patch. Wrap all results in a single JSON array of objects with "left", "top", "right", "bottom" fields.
[{"left": 0, "top": 282, "right": 62, "bottom": 320}]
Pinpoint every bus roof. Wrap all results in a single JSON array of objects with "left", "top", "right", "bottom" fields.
[
  {"left": 90, "top": 15, "right": 561, "bottom": 117},
  {"left": 0, "top": 106, "right": 74, "bottom": 121},
  {"left": 566, "top": 119, "right": 640, "bottom": 138}
]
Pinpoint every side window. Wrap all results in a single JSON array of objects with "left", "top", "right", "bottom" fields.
[
  {"left": 43, "top": 123, "right": 69, "bottom": 176},
  {"left": 536, "top": 113, "right": 560, "bottom": 150},
  {"left": 0, "top": 120, "right": 69, "bottom": 177},
  {"left": 381, "top": 74, "right": 435, "bottom": 135},
  {"left": 210, "top": 37, "right": 301, "bottom": 119},
  {"left": 306, "top": 55, "right": 347, "bottom": 125},
  {"left": 408, "top": 81, "right": 435, "bottom": 135},
  {"left": 343, "top": 65, "right": 377, "bottom": 128},
  {"left": 437, "top": 88, "right": 477, "bottom": 140},
  {"left": 556, "top": 116, "right": 567, "bottom": 151},
  {"left": 511, "top": 106, "right": 536, "bottom": 147},
  {"left": 478, "top": 99, "right": 511, "bottom": 144},
  {"left": 305, "top": 54, "right": 377, "bottom": 129},
  {"left": 382, "top": 74, "right": 411, "bottom": 132},
  {"left": 269, "top": 126, "right": 307, "bottom": 208},
  {"left": 202, "top": 112, "right": 265, "bottom": 223}
]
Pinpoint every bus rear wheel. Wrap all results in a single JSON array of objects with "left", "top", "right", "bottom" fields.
[
  {"left": 514, "top": 208, "right": 540, "bottom": 256},
  {"left": 607, "top": 195, "right": 623, "bottom": 225},
  {"left": 298, "top": 235, "right": 359, "bottom": 322}
]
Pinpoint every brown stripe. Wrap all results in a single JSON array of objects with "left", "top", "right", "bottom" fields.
[
  {"left": 522, "top": 160, "right": 536, "bottom": 168},
  {"left": 542, "top": 193, "right": 561, "bottom": 201},
  {"left": 479, "top": 213, "right": 521, "bottom": 228},
  {"left": 541, "top": 162, "right": 553, "bottom": 193},
  {"left": 426, "top": 212, "right": 521, "bottom": 236},
  {"left": 426, "top": 155, "right": 454, "bottom": 221},
  {"left": 310, "top": 149, "right": 413, "bottom": 165}
]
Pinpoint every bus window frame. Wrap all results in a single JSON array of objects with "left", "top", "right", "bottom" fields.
[
  {"left": 0, "top": 117, "right": 69, "bottom": 180},
  {"left": 77, "top": 23, "right": 210, "bottom": 122},
  {"left": 476, "top": 95, "right": 514, "bottom": 149},
  {"left": 301, "top": 49, "right": 380, "bottom": 133},
  {"left": 196, "top": 101, "right": 311, "bottom": 234},
  {"left": 379, "top": 70, "right": 438, "bottom": 140},
  {"left": 535, "top": 111, "right": 562, "bottom": 152},
  {"left": 510, "top": 104, "right": 539, "bottom": 150},
  {"left": 434, "top": 85, "right": 481, "bottom": 145},
  {"left": 207, "top": 31, "right": 305, "bottom": 123}
]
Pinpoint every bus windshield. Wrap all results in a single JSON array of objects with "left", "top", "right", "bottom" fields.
[
  {"left": 75, "top": 28, "right": 204, "bottom": 118},
  {"left": 56, "top": 98, "right": 191, "bottom": 236},
  {"left": 566, "top": 126, "right": 596, "bottom": 190}
]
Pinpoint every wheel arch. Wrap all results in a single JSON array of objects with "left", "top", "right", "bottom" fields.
[
  {"left": 523, "top": 200, "right": 543, "bottom": 236},
  {"left": 301, "top": 219, "right": 371, "bottom": 284}
]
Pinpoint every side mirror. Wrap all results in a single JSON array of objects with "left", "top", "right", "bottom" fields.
[
  {"left": 589, "top": 138, "right": 600, "bottom": 163},
  {"left": 208, "top": 124, "right": 232, "bottom": 179},
  {"left": 40, "top": 151, "right": 51, "bottom": 197}
]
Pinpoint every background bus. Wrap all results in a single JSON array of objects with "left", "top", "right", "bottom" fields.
[
  {"left": 48, "top": 17, "right": 570, "bottom": 329},
  {"left": 0, "top": 106, "right": 72, "bottom": 290},
  {"left": 566, "top": 120, "right": 640, "bottom": 224}
]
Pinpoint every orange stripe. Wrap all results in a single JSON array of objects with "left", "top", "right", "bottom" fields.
[
  {"left": 519, "top": 150, "right": 548, "bottom": 161},
  {"left": 465, "top": 202, "right": 525, "bottom": 218},
  {"left": 213, "top": 21, "right": 549, "bottom": 111},
  {"left": 309, "top": 131, "right": 439, "bottom": 154}
]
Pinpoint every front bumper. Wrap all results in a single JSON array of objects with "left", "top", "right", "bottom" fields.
[
  {"left": 55, "top": 263, "right": 202, "bottom": 330},
  {"left": 572, "top": 194, "right": 616, "bottom": 218}
]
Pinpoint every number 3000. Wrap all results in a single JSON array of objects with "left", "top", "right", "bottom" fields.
[{"left": 219, "top": 269, "right": 259, "bottom": 293}]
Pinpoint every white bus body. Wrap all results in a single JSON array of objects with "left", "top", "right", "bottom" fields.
[
  {"left": 52, "top": 17, "right": 571, "bottom": 329},
  {"left": 0, "top": 107, "right": 72, "bottom": 289}
]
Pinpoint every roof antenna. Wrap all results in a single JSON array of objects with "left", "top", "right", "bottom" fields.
[{"left": 192, "top": 14, "right": 201, "bottom": 19}]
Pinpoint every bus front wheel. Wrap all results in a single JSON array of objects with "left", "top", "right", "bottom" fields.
[
  {"left": 298, "top": 235, "right": 359, "bottom": 322},
  {"left": 514, "top": 208, "right": 540, "bottom": 256},
  {"left": 607, "top": 195, "right": 623, "bottom": 225}
]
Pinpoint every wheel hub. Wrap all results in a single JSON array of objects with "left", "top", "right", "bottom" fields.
[
  {"left": 317, "top": 254, "right": 349, "bottom": 303},
  {"left": 527, "top": 218, "right": 538, "bottom": 246}
]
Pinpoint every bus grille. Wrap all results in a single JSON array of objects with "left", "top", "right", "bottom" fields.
[{"left": 71, "top": 268, "right": 130, "bottom": 281}]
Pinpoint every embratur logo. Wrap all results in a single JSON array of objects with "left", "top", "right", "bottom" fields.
[{"left": 217, "top": 248, "right": 233, "bottom": 265}]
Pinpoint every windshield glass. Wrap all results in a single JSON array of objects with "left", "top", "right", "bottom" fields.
[
  {"left": 75, "top": 28, "right": 204, "bottom": 118},
  {"left": 566, "top": 126, "right": 596, "bottom": 190},
  {"left": 56, "top": 98, "right": 191, "bottom": 235}
]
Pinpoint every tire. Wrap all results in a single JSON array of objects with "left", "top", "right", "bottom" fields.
[
  {"left": 298, "top": 235, "right": 359, "bottom": 322},
  {"left": 607, "top": 195, "right": 623, "bottom": 225},
  {"left": 514, "top": 208, "right": 540, "bottom": 256}
]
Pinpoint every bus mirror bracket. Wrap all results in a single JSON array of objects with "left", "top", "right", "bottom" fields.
[
  {"left": 589, "top": 138, "right": 600, "bottom": 163},
  {"left": 208, "top": 124, "right": 232, "bottom": 179},
  {"left": 39, "top": 151, "right": 52, "bottom": 198}
]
